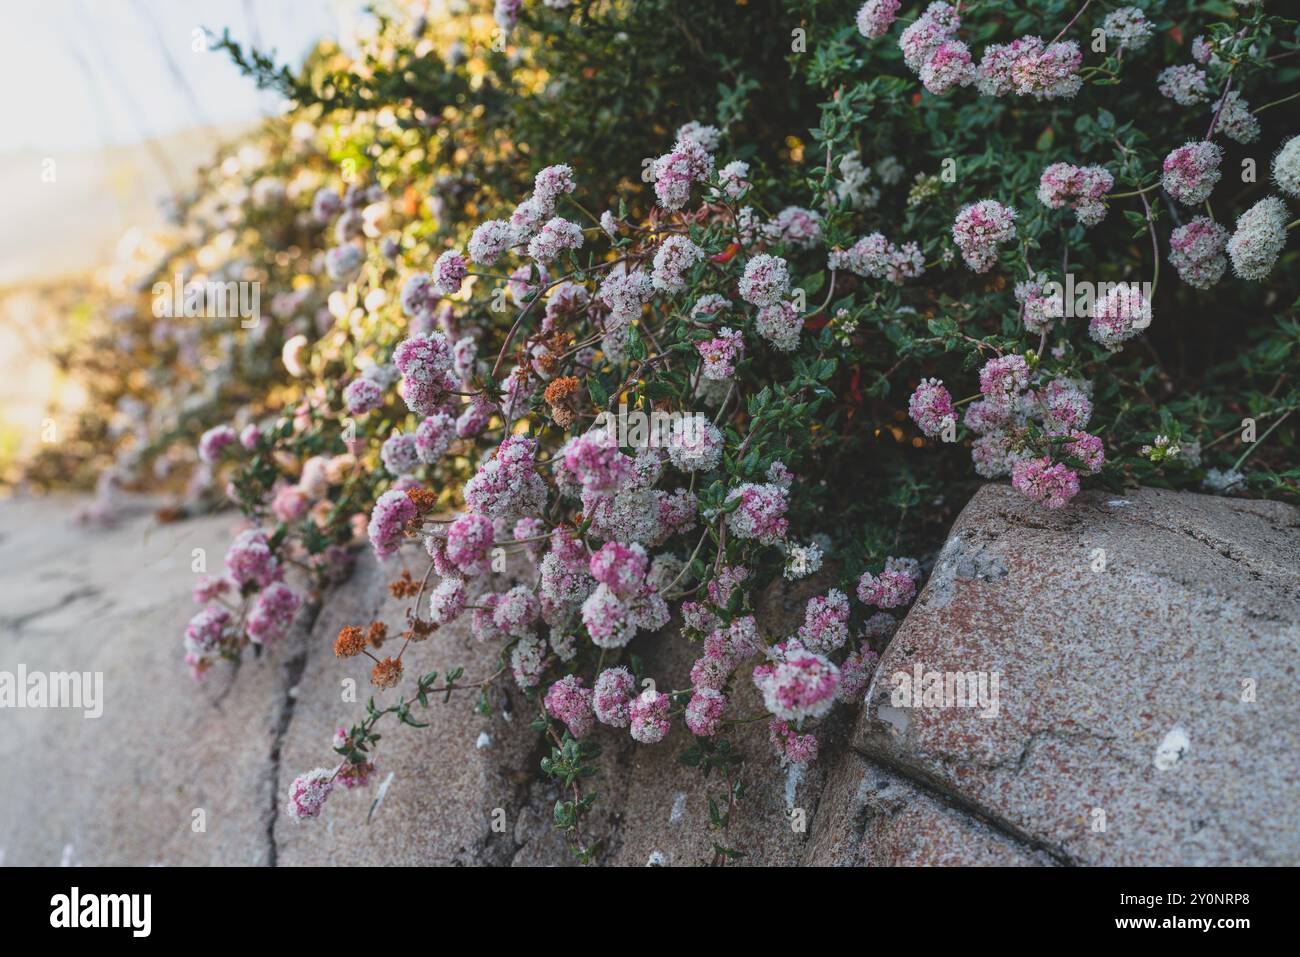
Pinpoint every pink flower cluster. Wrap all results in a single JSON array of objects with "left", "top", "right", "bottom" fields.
[
  {"left": 1037, "top": 163, "right": 1113, "bottom": 227},
  {"left": 1162, "top": 141, "right": 1223, "bottom": 206},
  {"left": 908, "top": 378, "right": 955, "bottom": 438},
  {"left": 952, "top": 200, "right": 1017, "bottom": 272},
  {"left": 855, "top": 0, "right": 900, "bottom": 40},
  {"left": 368, "top": 490, "right": 416, "bottom": 559},
  {"left": 1012, "top": 456, "right": 1081, "bottom": 509},
  {"left": 724, "top": 482, "right": 790, "bottom": 545},
  {"left": 976, "top": 36, "right": 1083, "bottom": 100},
  {"left": 651, "top": 133, "right": 714, "bottom": 211},
  {"left": 1169, "top": 217, "right": 1229, "bottom": 289},
  {"left": 696, "top": 327, "right": 744, "bottom": 380},
  {"left": 752, "top": 641, "right": 840, "bottom": 722},
  {"left": 393, "top": 332, "right": 457, "bottom": 417},
  {"left": 900, "top": 3, "right": 973, "bottom": 95},
  {"left": 463, "top": 434, "right": 546, "bottom": 517},
  {"left": 831, "top": 232, "right": 925, "bottom": 284},
  {"left": 544, "top": 674, "right": 596, "bottom": 738}
]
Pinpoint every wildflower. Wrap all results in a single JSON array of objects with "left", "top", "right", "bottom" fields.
[
  {"left": 717, "top": 160, "right": 751, "bottom": 199},
  {"left": 837, "top": 643, "right": 881, "bottom": 703},
  {"left": 1089, "top": 285, "right": 1152, "bottom": 350},
  {"left": 1157, "top": 65, "right": 1211, "bottom": 106},
  {"left": 370, "top": 656, "right": 403, "bottom": 689},
  {"left": 491, "top": 585, "right": 539, "bottom": 637},
  {"left": 184, "top": 606, "right": 230, "bottom": 656},
  {"left": 753, "top": 642, "right": 840, "bottom": 722},
  {"left": 198, "top": 424, "right": 237, "bottom": 465},
  {"left": 652, "top": 134, "right": 714, "bottom": 210},
  {"left": 380, "top": 431, "right": 421, "bottom": 477},
  {"left": 596, "top": 268, "right": 654, "bottom": 325},
  {"left": 1011, "top": 456, "right": 1081, "bottom": 509},
  {"left": 589, "top": 542, "right": 649, "bottom": 596},
  {"left": 533, "top": 164, "right": 576, "bottom": 209},
  {"left": 511, "top": 635, "right": 547, "bottom": 689},
  {"left": 581, "top": 583, "right": 636, "bottom": 648},
  {"left": 651, "top": 235, "right": 704, "bottom": 292},
  {"left": 920, "top": 38, "right": 976, "bottom": 94},
  {"left": 191, "top": 575, "right": 231, "bottom": 605},
  {"left": 344, "top": 378, "right": 383, "bottom": 415},
  {"left": 1041, "top": 377, "right": 1093, "bottom": 431},
  {"left": 1138, "top": 434, "right": 1181, "bottom": 464},
  {"left": 527, "top": 217, "right": 584, "bottom": 263},
  {"left": 908, "top": 378, "right": 955, "bottom": 437},
  {"left": 1102, "top": 7, "right": 1154, "bottom": 52},
  {"left": 697, "top": 327, "right": 744, "bottom": 380},
  {"left": 286, "top": 768, "right": 334, "bottom": 821},
  {"left": 783, "top": 541, "right": 824, "bottom": 581},
  {"left": 1161, "top": 141, "right": 1222, "bottom": 206},
  {"left": 629, "top": 688, "right": 672, "bottom": 744},
  {"left": 685, "top": 688, "right": 727, "bottom": 737},
  {"left": 978, "top": 355, "right": 1030, "bottom": 407},
  {"left": 225, "top": 528, "right": 281, "bottom": 589},
  {"left": 463, "top": 434, "right": 546, "bottom": 517},
  {"left": 900, "top": 2, "right": 959, "bottom": 73},
  {"left": 1213, "top": 91, "right": 1260, "bottom": 144},
  {"left": 445, "top": 512, "right": 495, "bottom": 575},
  {"left": 246, "top": 582, "right": 301, "bottom": 644},
  {"left": 1037, "top": 163, "right": 1113, "bottom": 227},
  {"left": 1169, "top": 217, "right": 1229, "bottom": 289},
  {"left": 334, "top": 625, "right": 367, "bottom": 658},
  {"left": 543, "top": 376, "right": 582, "bottom": 428},
  {"left": 755, "top": 300, "right": 803, "bottom": 352},
  {"left": 368, "top": 490, "right": 417, "bottom": 560},
  {"left": 544, "top": 675, "right": 596, "bottom": 738},
  {"left": 593, "top": 667, "right": 636, "bottom": 727},
  {"left": 393, "top": 332, "right": 456, "bottom": 416},
  {"left": 468, "top": 219, "right": 514, "bottom": 265},
  {"left": 856, "top": 567, "right": 917, "bottom": 608},
  {"left": 431, "top": 249, "right": 467, "bottom": 295},
  {"left": 413, "top": 413, "right": 456, "bottom": 464},
  {"left": 856, "top": 0, "right": 900, "bottom": 39},
  {"left": 1056, "top": 430, "right": 1105, "bottom": 475},
  {"left": 796, "top": 589, "right": 851, "bottom": 653},
  {"left": 1227, "top": 196, "right": 1289, "bottom": 280},
  {"left": 738, "top": 254, "right": 790, "bottom": 307},
  {"left": 724, "top": 482, "right": 789, "bottom": 544},
  {"left": 1273, "top": 135, "right": 1300, "bottom": 197},
  {"left": 764, "top": 206, "right": 823, "bottom": 250},
  {"left": 770, "top": 719, "right": 819, "bottom": 765},
  {"left": 952, "top": 200, "right": 1017, "bottom": 272}
]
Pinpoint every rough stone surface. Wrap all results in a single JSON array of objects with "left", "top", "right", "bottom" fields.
[
  {"left": 850, "top": 484, "right": 1300, "bottom": 866},
  {"left": 5, "top": 484, "right": 1296, "bottom": 866},
  {"left": 0, "top": 496, "right": 285, "bottom": 866},
  {"left": 805, "top": 752, "right": 1052, "bottom": 866}
]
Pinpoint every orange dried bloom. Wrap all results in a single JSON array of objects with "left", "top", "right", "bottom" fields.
[
  {"left": 334, "top": 626, "right": 367, "bottom": 658},
  {"left": 543, "top": 375, "right": 582, "bottom": 428},
  {"left": 406, "top": 487, "right": 439, "bottom": 515},
  {"left": 389, "top": 570, "right": 421, "bottom": 598},
  {"left": 370, "top": 656, "right": 403, "bottom": 689},
  {"left": 366, "top": 621, "right": 388, "bottom": 648}
]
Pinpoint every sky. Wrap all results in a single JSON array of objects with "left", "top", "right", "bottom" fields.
[{"left": 0, "top": 0, "right": 372, "bottom": 155}]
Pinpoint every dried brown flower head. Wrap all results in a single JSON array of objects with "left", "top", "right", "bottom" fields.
[
  {"left": 334, "top": 625, "right": 367, "bottom": 658},
  {"left": 389, "top": 570, "right": 421, "bottom": 598},
  {"left": 370, "top": 656, "right": 403, "bottom": 689},
  {"left": 543, "top": 375, "right": 582, "bottom": 428}
]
